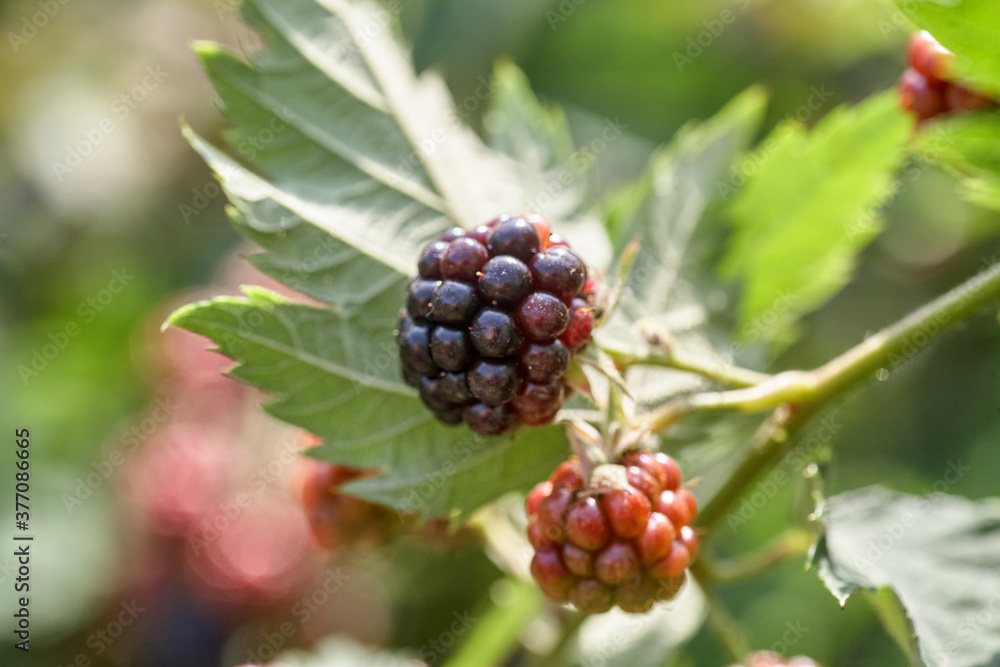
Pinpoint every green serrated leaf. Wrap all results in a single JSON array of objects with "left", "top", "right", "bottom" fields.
[
  {"left": 610, "top": 85, "right": 768, "bottom": 313},
  {"left": 174, "top": 0, "right": 608, "bottom": 516},
  {"left": 167, "top": 290, "right": 568, "bottom": 517},
  {"left": 721, "top": 91, "right": 910, "bottom": 349},
  {"left": 597, "top": 86, "right": 767, "bottom": 405},
  {"left": 813, "top": 485, "right": 1000, "bottom": 667},
  {"left": 895, "top": 0, "right": 1000, "bottom": 97}
]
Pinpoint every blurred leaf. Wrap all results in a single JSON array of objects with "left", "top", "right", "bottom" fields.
[
  {"left": 721, "top": 91, "right": 910, "bottom": 349},
  {"left": 895, "top": 0, "right": 1000, "bottom": 96},
  {"left": 913, "top": 112, "right": 1000, "bottom": 213},
  {"left": 167, "top": 289, "right": 568, "bottom": 518},
  {"left": 442, "top": 579, "right": 542, "bottom": 667},
  {"left": 813, "top": 485, "right": 1000, "bottom": 667}
]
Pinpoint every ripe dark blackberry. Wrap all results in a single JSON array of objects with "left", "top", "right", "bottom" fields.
[
  {"left": 397, "top": 216, "right": 596, "bottom": 436},
  {"left": 899, "top": 31, "right": 997, "bottom": 123},
  {"left": 526, "top": 451, "right": 699, "bottom": 614}
]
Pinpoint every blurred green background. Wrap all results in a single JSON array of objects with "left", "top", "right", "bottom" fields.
[{"left": 1, "top": 0, "right": 999, "bottom": 665}]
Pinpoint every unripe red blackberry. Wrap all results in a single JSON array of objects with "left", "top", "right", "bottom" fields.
[
  {"left": 299, "top": 457, "right": 398, "bottom": 550},
  {"left": 900, "top": 31, "right": 997, "bottom": 123},
  {"left": 397, "top": 216, "right": 596, "bottom": 436},
  {"left": 525, "top": 453, "right": 700, "bottom": 614}
]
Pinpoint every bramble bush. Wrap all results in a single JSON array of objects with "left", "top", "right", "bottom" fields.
[{"left": 169, "top": 0, "right": 1000, "bottom": 664}]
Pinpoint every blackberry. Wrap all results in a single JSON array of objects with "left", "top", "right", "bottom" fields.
[
  {"left": 397, "top": 216, "right": 595, "bottom": 436},
  {"left": 899, "top": 31, "right": 997, "bottom": 123},
  {"left": 561, "top": 298, "right": 594, "bottom": 352},
  {"left": 398, "top": 324, "right": 436, "bottom": 376},
  {"left": 526, "top": 452, "right": 700, "bottom": 614},
  {"left": 300, "top": 456, "right": 398, "bottom": 550}
]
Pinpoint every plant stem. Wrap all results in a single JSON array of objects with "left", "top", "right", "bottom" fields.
[
  {"left": 600, "top": 341, "right": 771, "bottom": 388},
  {"left": 644, "top": 259, "right": 1000, "bottom": 436}
]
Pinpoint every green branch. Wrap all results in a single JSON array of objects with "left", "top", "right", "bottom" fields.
[
  {"left": 643, "top": 260, "right": 1000, "bottom": 436},
  {"left": 599, "top": 341, "right": 771, "bottom": 389},
  {"left": 685, "top": 259, "right": 1000, "bottom": 528}
]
